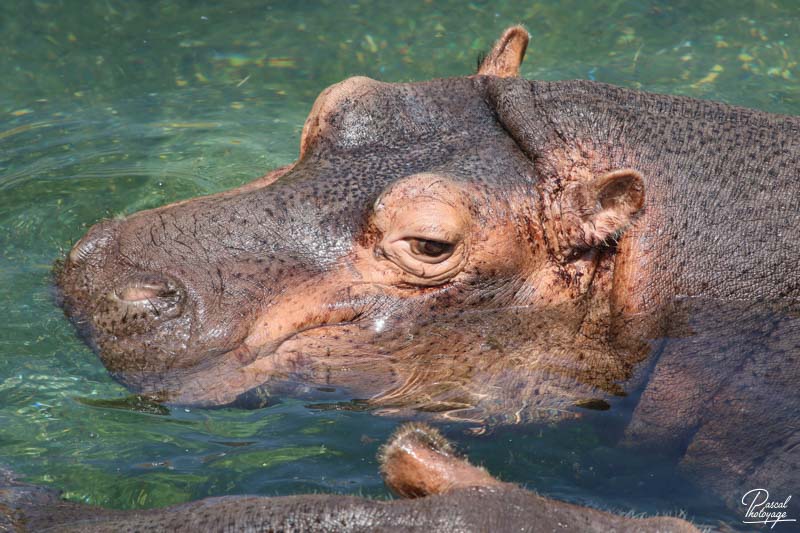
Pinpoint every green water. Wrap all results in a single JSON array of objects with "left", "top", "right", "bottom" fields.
[{"left": 1, "top": 0, "right": 797, "bottom": 526}]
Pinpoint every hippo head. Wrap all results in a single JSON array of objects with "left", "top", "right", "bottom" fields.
[{"left": 58, "top": 28, "right": 647, "bottom": 423}]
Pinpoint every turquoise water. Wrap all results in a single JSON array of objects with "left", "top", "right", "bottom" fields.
[{"left": 1, "top": 0, "right": 797, "bottom": 526}]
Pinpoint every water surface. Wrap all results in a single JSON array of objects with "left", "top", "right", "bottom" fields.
[{"left": 1, "top": 0, "right": 797, "bottom": 526}]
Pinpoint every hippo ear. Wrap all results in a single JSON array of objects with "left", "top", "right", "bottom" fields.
[
  {"left": 560, "top": 169, "right": 645, "bottom": 251},
  {"left": 477, "top": 26, "right": 530, "bottom": 78}
]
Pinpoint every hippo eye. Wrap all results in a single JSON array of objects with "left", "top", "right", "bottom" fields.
[
  {"left": 372, "top": 174, "right": 472, "bottom": 285},
  {"left": 378, "top": 232, "right": 466, "bottom": 285},
  {"left": 408, "top": 238, "right": 454, "bottom": 261}
]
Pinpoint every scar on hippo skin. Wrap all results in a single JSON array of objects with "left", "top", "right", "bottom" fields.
[{"left": 1, "top": 425, "right": 700, "bottom": 532}]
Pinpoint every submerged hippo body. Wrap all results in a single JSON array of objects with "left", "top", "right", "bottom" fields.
[
  {"left": 1, "top": 424, "right": 698, "bottom": 532},
  {"left": 58, "top": 27, "right": 799, "bottom": 511}
]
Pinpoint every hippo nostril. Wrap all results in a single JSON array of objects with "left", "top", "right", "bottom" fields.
[
  {"left": 69, "top": 234, "right": 105, "bottom": 264},
  {"left": 68, "top": 221, "right": 117, "bottom": 265},
  {"left": 110, "top": 275, "right": 186, "bottom": 320},
  {"left": 118, "top": 283, "right": 176, "bottom": 303}
]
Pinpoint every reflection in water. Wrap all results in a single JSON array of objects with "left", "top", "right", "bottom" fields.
[{"left": 74, "top": 394, "right": 171, "bottom": 416}]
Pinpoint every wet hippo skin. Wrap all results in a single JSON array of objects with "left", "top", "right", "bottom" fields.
[
  {"left": 55, "top": 25, "right": 798, "bottom": 521},
  {"left": 0, "top": 423, "right": 698, "bottom": 532}
]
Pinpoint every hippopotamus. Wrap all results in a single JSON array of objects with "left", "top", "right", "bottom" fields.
[
  {"left": 1, "top": 423, "right": 697, "bottom": 532},
  {"left": 57, "top": 26, "right": 799, "bottom": 516}
]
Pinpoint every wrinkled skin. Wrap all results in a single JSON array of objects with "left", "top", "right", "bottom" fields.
[
  {"left": 0, "top": 423, "right": 698, "bottom": 532},
  {"left": 57, "top": 27, "right": 799, "bottom": 510}
]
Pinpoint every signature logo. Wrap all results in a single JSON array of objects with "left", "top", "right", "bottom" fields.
[{"left": 741, "top": 489, "right": 795, "bottom": 529}]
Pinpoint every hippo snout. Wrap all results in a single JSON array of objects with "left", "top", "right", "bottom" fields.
[{"left": 59, "top": 215, "right": 205, "bottom": 384}]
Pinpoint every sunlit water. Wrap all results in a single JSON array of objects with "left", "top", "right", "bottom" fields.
[{"left": 1, "top": 0, "right": 797, "bottom": 527}]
